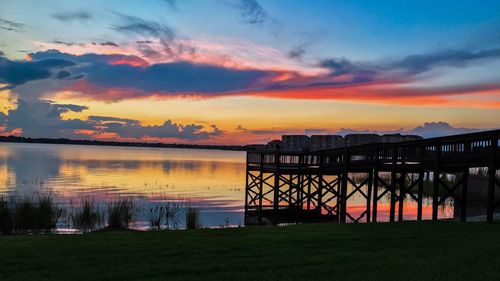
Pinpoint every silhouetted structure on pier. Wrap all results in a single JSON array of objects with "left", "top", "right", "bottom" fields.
[
  {"left": 267, "top": 133, "right": 423, "bottom": 152},
  {"left": 245, "top": 130, "right": 500, "bottom": 225}
]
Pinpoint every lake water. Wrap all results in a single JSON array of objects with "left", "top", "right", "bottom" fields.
[
  {"left": 0, "top": 143, "right": 247, "bottom": 228},
  {"left": 0, "top": 142, "right": 453, "bottom": 229}
]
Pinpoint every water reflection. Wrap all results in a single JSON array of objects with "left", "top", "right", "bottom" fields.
[{"left": 0, "top": 143, "right": 246, "bottom": 227}]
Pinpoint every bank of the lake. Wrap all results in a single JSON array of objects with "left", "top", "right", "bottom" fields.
[{"left": 1, "top": 222, "right": 499, "bottom": 281}]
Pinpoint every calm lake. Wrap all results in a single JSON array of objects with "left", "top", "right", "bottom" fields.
[{"left": 0, "top": 142, "right": 453, "bottom": 229}]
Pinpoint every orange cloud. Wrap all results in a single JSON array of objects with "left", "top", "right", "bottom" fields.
[
  {"left": 249, "top": 83, "right": 500, "bottom": 108},
  {"left": 108, "top": 56, "right": 149, "bottom": 67}
]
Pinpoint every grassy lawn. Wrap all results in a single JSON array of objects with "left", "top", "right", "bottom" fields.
[{"left": 1, "top": 222, "right": 500, "bottom": 281}]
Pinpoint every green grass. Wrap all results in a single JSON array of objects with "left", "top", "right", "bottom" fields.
[{"left": 1, "top": 222, "right": 500, "bottom": 281}]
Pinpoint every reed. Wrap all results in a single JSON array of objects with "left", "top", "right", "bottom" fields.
[
  {"left": 107, "top": 198, "right": 134, "bottom": 229},
  {"left": 185, "top": 206, "right": 201, "bottom": 230},
  {"left": 146, "top": 205, "right": 165, "bottom": 230},
  {"left": 11, "top": 193, "right": 63, "bottom": 234},
  {"left": 0, "top": 196, "right": 13, "bottom": 234},
  {"left": 71, "top": 198, "right": 104, "bottom": 233},
  {"left": 36, "top": 193, "right": 63, "bottom": 233},
  {"left": 13, "top": 196, "right": 37, "bottom": 234},
  {"left": 165, "top": 202, "right": 181, "bottom": 229}
]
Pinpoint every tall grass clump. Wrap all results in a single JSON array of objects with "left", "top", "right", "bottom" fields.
[
  {"left": 12, "top": 193, "right": 62, "bottom": 234},
  {"left": 146, "top": 205, "right": 165, "bottom": 230},
  {"left": 165, "top": 202, "right": 181, "bottom": 229},
  {"left": 185, "top": 206, "right": 201, "bottom": 230},
  {"left": 13, "top": 196, "right": 37, "bottom": 234},
  {"left": 107, "top": 198, "right": 134, "bottom": 229},
  {"left": 0, "top": 196, "right": 13, "bottom": 234},
  {"left": 71, "top": 198, "right": 104, "bottom": 233},
  {"left": 36, "top": 193, "right": 63, "bottom": 233},
  {"left": 145, "top": 202, "right": 182, "bottom": 230}
]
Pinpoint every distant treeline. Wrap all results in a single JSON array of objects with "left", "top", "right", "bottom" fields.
[{"left": 0, "top": 135, "right": 254, "bottom": 151}]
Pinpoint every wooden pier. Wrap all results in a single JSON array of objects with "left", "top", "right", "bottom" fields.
[{"left": 244, "top": 130, "right": 500, "bottom": 224}]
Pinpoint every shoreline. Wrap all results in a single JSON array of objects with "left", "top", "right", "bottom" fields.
[{"left": 0, "top": 136, "right": 248, "bottom": 152}]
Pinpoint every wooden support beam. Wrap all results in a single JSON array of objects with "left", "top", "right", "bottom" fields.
[
  {"left": 244, "top": 153, "right": 249, "bottom": 214},
  {"left": 306, "top": 174, "right": 312, "bottom": 211},
  {"left": 258, "top": 153, "right": 264, "bottom": 224},
  {"left": 487, "top": 133, "right": 497, "bottom": 223},
  {"left": 372, "top": 173, "right": 379, "bottom": 223},
  {"left": 432, "top": 143, "right": 441, "bottom": 221},
  {"left": 398, "top": 146, "right": 407, "bottom": 222},
  {"left": 317, "top": 153, "right": 324, "bottom": 214},
  {"left": 432, "top": 171, "right": 440, "bottom": 221},
  {"left": 461, "top": 168, "right": 469, "bottom": 222},
  {"left": 336, "top": 173, "right": 341, "bottom": 221},
  {"left": 389, "top": 144, "right": 397, "bottom": 222},
  {"left": 297, "top": 155, "right": 304, "bottom": 218},
  {"left": 366, "top": 171, "right": 373, "bottom": 223},
  {"left": 398, "top": 173, "right": 406, "bottom": 222},
  {"left": 417, "top": 171, "right": 424, "bottom": 221},
  {"left": 340, "top": 147, "right": 349, "bottom": 223},
  {"left": 372, "top": 144, "right": 379, "bottom": 223}
]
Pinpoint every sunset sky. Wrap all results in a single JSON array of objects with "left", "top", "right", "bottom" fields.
[{"left": 0, "top": 0, "right": 499, "bottom": 144}]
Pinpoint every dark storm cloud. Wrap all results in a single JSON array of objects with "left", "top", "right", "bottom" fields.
[
  {"left": 52, "top": 103, "right": 88, "bottom": 113},
  {"left": 393, "top": 48, "right": 500, "bottom": 75},
  {"left": 2, "top": 99, "right": 222, "bottom": 140},
  {"left": 94, "top": 118, "right": 222, "bottom": 140},
  {"left": 0, "top": 18, "right": 25, "bottom": 32},
  {"left": 319, "top": 47, "right": 500, "bottom": 80},
  {"left": 0, "top": 56, "right": 76, "bottom": 89},
  {"left": 5, "top": 99, "right": 92, "bottom": 138},
  {"left": 87, "top": 115, "right": 223, "bottom": 140},
  {"left": 318, "top": 57, "right": 376, "bottom": 83},
  {"left": 46, "top": 103, "right": 88, "bottom": 118},
  {"left": 51, "top": 10, "right": 92, "bottom": 23},
  {"left": 0, "top": 112, "right": 6, "bottom": 125},
  {"left": 28, "top": 50, "right": 271, "bottom": 96},
  {"left": 319, "top": 58, "right": 368, "bottom": 76},
  {"left": 55, "top": 70, "right": 71, "bottom": 79},
  {"left": 82, "top": 61, "right": 269, "bottom": 93}
]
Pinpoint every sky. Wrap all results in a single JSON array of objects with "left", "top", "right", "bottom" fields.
[{"left": 0, "top": 0, "right": 499, "bottom": 144}]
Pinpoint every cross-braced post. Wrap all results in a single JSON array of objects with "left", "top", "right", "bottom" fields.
[{"left": 487, "top": 132, "right": 499, "bottom": 223}]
